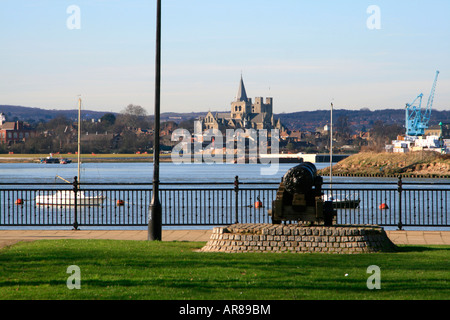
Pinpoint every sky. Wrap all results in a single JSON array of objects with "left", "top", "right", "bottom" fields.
[{"left": 0, "top": 0, "right": 449, "bottom": 115}]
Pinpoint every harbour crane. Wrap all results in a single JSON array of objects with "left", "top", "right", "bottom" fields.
[{"left": 405, "top": 70, "right": 440, "bottom": 136}]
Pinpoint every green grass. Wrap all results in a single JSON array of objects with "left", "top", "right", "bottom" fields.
[{"left": 0, "top": 240, "right": 449, "bottom": 300}]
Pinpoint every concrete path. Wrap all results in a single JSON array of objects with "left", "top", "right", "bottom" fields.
[{"left": 0, "top": 229, "right": 449, "bottom": 249}]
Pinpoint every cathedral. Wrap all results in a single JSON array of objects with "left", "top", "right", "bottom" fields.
[{"left": 200, "top": 76, "right": 284, "bottom": 131}]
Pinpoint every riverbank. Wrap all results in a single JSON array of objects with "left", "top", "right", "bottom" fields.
[
  {"left": 318, "top": 152, "right": 450, "bottom": 178},
  {"left": 0, "top": 153, "right": 173, "bottom": 163}
]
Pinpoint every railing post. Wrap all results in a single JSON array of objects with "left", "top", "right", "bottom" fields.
[
  {"left": 234, "top": 176, "right": 239, "bottom": 224},
  {"left": 397, "top": 175, "right": 403, "bottom": 230},
  {"left": 73, "top": 176, "right": 79, "bottom": 230}
]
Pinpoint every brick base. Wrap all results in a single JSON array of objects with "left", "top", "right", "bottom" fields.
[{"left": 200, "top": 223, "right": 398, "bottom": 254}]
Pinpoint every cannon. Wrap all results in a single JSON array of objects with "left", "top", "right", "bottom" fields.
[{"left": 268, "top": 162, "right": 336, "bottom": 226}]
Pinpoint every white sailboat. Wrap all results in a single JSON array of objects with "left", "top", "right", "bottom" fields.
[
  {"left": 36, "top": 98, "right": 105, "bottom": 206},
  {"left": 321, "top": 102, "right": 360, "bottom": 209},
  {"left": 36, "top": 190, "right": 106, "bottom": 206}
]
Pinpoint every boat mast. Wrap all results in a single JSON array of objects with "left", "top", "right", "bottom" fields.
[
  {"left": 77, "top": 97, "right": 81, "bottom": 182},
  {"left": 330, "top": 102, "right": 333, "bottom": 187}
]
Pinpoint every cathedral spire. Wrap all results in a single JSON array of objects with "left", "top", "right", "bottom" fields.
[{"left": 235, "top": 75, "right": 248, "bottom": 102}]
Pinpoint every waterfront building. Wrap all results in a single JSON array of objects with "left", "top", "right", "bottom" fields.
[
  {"left": 0, "top": 119, "right": 36, "bottom": 146},
  {"left": 386, "top": 123, "right": 449, "bottom": 154},
  {"left": 426, "top": 123, "right": 450, "bottom": 139}
]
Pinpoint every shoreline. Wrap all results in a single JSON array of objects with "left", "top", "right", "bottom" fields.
[
  {"left": 318, "top": 152, "right": 450, "bottom": 179},
  {"left": 2, "top": 152, "right": 450, "bottom": 179},
  {"left": 0, "top": 154, "right": 170, "bottom": 163}
]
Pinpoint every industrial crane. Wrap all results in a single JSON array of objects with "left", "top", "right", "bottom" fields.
[{"left": 405, "top": 70, "right": 440, "bottom": 136}]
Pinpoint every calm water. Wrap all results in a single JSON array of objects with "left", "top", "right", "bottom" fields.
[
  {"left": 0, "top": 162, "right": 332, "bottom": 184},
  {"left": 0, "top": 161, "right": 446, "bottom": 185}
]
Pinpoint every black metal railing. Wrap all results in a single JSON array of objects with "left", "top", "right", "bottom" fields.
[
  {"left": 324, "top": 178, "right": 450, "bottom": 228},
  {"left": 0, "top": 177, "right": 449, "bottom": 229}
]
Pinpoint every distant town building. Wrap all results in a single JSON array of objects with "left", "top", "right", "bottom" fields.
[
  {"left": 0, "top": 119, "right": 36, "bottom": 145},
  {"left": 288, "top": 130, "right": 303, "bottom": 142},
  {"left": 426, "top": 123, "right": 450, "bottom": 139},
  {"left": 199, "top": 76, "right": 284, "bottom": 132},
  {"left": 386, "top": 123, "right": 450, "bottom": 154}
]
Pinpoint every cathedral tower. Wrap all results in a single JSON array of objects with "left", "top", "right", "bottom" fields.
[{"left": 231, "top": 76, "right": 252, "bottom": 120}]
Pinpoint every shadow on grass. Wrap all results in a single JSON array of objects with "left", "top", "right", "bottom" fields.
[{"left": 1, "top": 240, "right": 449, "bottom": 300}]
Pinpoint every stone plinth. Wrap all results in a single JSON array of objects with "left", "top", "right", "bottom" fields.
[{"left": 200, "top": 223, "right": 397, "bottom": 254}]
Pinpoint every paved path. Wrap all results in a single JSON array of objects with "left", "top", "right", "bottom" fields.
[
  {"left": 385, "top": 230, "right": 450, "bottom": 246},
  {"left": 0, "top": 229, "right": 449, "bottom": 249}
]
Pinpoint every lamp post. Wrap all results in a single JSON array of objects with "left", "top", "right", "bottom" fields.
[{"left": 148, "top": 0, "right": 162, "bottom": 241}]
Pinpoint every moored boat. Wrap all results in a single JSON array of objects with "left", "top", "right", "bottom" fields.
[
  {"left": 322, "top": 194, "right": 361, "bottom": 209},
  {"left": 35, "top": 97, "right": 106, "bottom": 208},
  {"left": 59, "top": 158, "right": 72, "bottom": 164},
  {"left": 41, "top": 155, "right": 60, "bottom": 164},
  {"left": 36, "top": 190, "right": 105, "bottom": 206}
]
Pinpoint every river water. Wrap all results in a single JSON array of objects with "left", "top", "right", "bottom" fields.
[
  {"left": 0, "top": 162, "right": 329, "bottom": 184},
  {"left": 0, "top": 161, "right": 447, "bottom": 187}
]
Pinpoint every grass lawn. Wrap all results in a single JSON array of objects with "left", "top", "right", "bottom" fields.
[{"left": 0, "top": 240, "right": 449, "bottom": 300}]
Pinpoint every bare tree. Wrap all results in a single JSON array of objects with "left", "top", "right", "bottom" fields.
[
  {"left": 116, "top": 104, "right": 149, "bottom": 129},
  {"left": 335, "top": 116, "right": 351, "bottom": 141},
  {"left": 368, "top": 120, "right": 403, "bottom": 152}
]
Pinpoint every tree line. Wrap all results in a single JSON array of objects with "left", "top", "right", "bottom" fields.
[
  {"left": 1, "top": 105, "right": 410, "bottom": 155},
  {"left": 1, "top": 105, "right": 158, "bottom": 154}
]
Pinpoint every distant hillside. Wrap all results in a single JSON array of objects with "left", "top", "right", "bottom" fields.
[
  {"left": 0, "top": 105, "right": 211, "bottom": 124},
  {"left": 277, "top": 109, "right": 450, "bottom": 132},
  {"left": 0, "top": 105, "right": 112, "bottom": 123}
]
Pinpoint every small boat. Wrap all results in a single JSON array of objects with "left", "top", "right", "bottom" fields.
[
  {"left": 35, "top": 97, "right": 105, "bottom": 207},
  {"left": 36, "top": 190, "right": 105, "bottom": 206},
  {"left": 40, "top": 154, "right": 72, "bottom": 164},
  {"left": 322, "top": 194, "right": 361, "bottom": 209},
  {"left": 324, "top": 102, "right": 360, "bottom": 210},
  {"left": 59, "top": 158, "right": 72, "bottom": 164},
  {"left": 41, "top": 155, "right": 60, "bottom": 164}
]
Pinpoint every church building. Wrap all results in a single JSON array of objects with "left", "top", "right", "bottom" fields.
[{"left": 200, "top": 76, "right": 284, "bottom": 132}]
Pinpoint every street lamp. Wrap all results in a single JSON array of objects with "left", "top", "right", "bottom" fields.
[{"left": 148, "top": 0, "right": 162, "bottom": 241}]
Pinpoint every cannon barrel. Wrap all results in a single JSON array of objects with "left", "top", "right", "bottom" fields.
[
  {"left": 282, "top": 162, "right": 318, "bottom": 195},
  {"left": 269, "top": 162, "right": 333, "bottom": 225}
]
